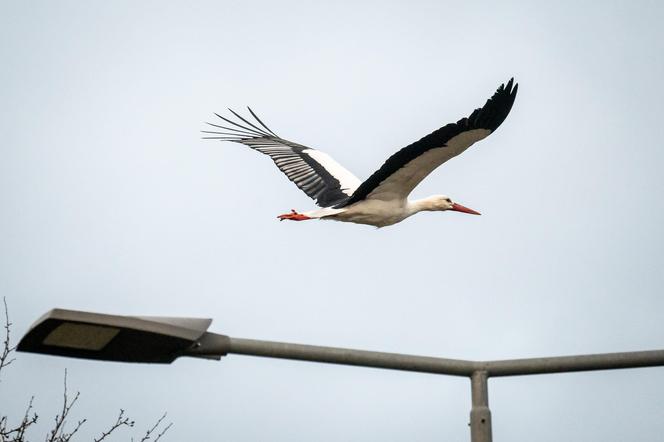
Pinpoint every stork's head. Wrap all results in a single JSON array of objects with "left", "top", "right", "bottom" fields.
[{"left": 429, "top": 195, "right": 481, "bottom": 215}]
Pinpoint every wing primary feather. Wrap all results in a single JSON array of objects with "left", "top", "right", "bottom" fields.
[
  {"left": 214, "top": 113, "right": 265, "bottom": 136},
  {"left": 205, "top": 122, "right": 260, "bottom": 137},
  {"left": 227, "top": 108, "right": 272, "bottom": 137},
  {"left": 277, "top": 159, "right": 304, "bottom": 167},
  {"left": 289, "top": 169, "right": 312, "bottom": 180},
  {"left": 201, "top": 136, "right": 243, "bottom": 140},
  {"left": 201, "top": 130, "right": 251, "bottom": 137},
  {"left": 311, "top": 187, "right": 327, "bottom": 199},
  {"left": 298, "top": 175, "right": 319, "bottom": 187},
  {"left": 247, "top": 107, "right": 278, "bottom": 136},
  {"left": 289, "top": 169, "right": 313, "bottom": 180}
]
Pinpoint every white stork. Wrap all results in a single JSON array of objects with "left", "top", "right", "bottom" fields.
[{"left": 204, "top": 78, "right": 518, "bottom": 227}]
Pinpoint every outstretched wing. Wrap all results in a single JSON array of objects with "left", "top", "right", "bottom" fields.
[
  {"left": 339, "top": 78, "right": 518, "bottom": 207},
  {"left": 204, "top": 108, "right": 361, "bottom": 208}
]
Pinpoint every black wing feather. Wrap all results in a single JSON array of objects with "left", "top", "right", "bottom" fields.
[
  {"left": 338, "top": 78, "right": 518, "bottom": 207},
  {"left": 205, "top": 110, "right": 357, "bottom": 208}
]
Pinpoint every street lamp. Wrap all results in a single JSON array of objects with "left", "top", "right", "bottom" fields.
[
  {"left": 18, "top": 308, "right": 664, "bottom": 442},
  {"left": 17, "top": 308, "right": 228, "bottom": 363}
]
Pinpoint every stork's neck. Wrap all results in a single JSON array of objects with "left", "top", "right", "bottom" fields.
[{"left": 407, "top": 196, "right": 442, "bottom": 215}]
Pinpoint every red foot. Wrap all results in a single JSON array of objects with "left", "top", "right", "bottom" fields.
[{"left": 277, "top": 209, "right": 311, "bottom": 221}]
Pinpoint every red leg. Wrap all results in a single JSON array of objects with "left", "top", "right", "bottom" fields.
[{"left": 277, "top": 209, "right": 311, "bottom": 221}]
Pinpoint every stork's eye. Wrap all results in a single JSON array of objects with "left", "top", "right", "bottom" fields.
[{"left": 445, "top": 198, "right": 452, "bottom": 203}]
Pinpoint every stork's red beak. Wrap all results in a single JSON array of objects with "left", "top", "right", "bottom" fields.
[{"left": 451, "top": 202, "right": 481, "bottom": 215}]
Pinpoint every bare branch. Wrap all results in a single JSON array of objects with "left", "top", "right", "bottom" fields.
[
  {"left": 45, "top": 370, "right": 85, "bottom": 442},
  {"left": 152, "top": 421, "right": 172, "bottom": 442},
  {"left": 94, "top": 409, "right": 135, "bottom": 442},
  {"left": 60, "top": 418, "right": 86, "bottom": 442},
  {"left": 133, "top": 413, "right": 172, "bottom": 442},
  {"left": 0, "top": 297, "right": 16, "bottom": 377},
  {"left": 0, "top": 396, "right": 39, "bottom": 441}
]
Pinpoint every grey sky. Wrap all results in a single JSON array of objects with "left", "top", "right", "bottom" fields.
[{"left": 2, "top": 1, "right": 663, "bottom": 440}]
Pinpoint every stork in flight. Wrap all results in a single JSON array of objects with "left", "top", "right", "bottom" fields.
[{"left": 204, "top": 78, "right": 518, "bottom": 227}]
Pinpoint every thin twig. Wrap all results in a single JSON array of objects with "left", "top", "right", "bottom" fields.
[
  {"left": 152, "top": 421, "right": 172, "bottom": 442},
  {"left": 60, "top": 418, "right": 86, "bottom": 442},
  {"left": 94, "top": 409, "right": 135, "bottom": 442},
  {"left": 45, "top": 370, "right": 85, "bottom": 442},
  {"left": 133, "top": 413, "right": 172, "bottom": 442},
  {"left": 0, "top": 396, "right": 38, "bottom": 441},
  {"left": 0, "top": 297, "right": 16, "bottom": 376}
]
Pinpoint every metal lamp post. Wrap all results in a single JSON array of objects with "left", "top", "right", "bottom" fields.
[{"left": 18, "top": 308, "right": 664, "bottom": 442}]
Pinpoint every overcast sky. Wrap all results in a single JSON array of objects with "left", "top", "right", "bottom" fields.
[{"left": 2, "top": 1, "right": 664, "bottom": 441}]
